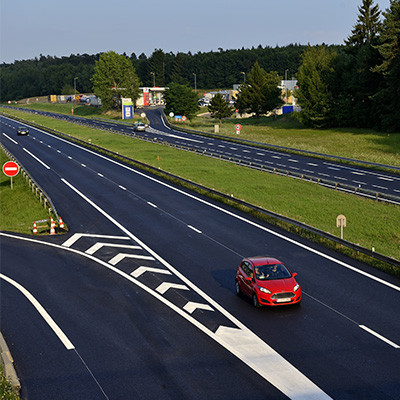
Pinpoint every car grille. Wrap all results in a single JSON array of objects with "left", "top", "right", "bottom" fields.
[{"left": 271, "top": 292, "right": 295, "bottom": 299}]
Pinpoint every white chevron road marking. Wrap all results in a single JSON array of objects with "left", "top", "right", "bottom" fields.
[
  {"left": 109, "top": 253, "right": 155, "bottom": 265},
  {"left": 85, "top": 242, "right": 141, "bottom": 255},
  {"left": 156, "top": 282, "right": 189, "bottom": 295},
  {"left": 183, "top": 302, "right": 214, "bottom": 314},
  {"left": 62, "top": 233, "right": 129, "bottom": 248},
  {"left": 131, "top": 266, "right": 172, "bottom": 278}
]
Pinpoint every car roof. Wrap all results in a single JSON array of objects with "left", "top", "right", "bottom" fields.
[{"left": 245, "top": 256, "right": 282, "bottom": 266}]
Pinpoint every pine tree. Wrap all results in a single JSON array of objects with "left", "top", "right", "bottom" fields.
[
  {"left": 373, "top": 0, "right": 400, "bottom": 131},
  {"left": 346, "top": 0, "right": 382, "bottom": 45},
  {"left": 208, "top": 93, "right": 234, "bottom": 125},
  {"left": 296, "top": 45, "right": 337, "bottom": 128},
  {"left": 235, "top": 62, "right": 283, "bottom": 119}
]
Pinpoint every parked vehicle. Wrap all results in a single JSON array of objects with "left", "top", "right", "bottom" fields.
[{"left": 235, "top": 256, "right": 301, "bottom": 307}]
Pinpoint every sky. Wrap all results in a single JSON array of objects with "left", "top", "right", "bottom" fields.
[{"left": 0, "top": 0, "right": 392, "bottom": 64}]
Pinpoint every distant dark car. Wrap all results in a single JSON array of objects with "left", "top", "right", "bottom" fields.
[
  {"left": 133, "top": 122, "right": 147, "bottom": 132},
  {"left": 17, "top": 127, "right": 29, "bottom": 135},
  {"left": 235, "top": 256, "right": 301, "bottom": 307}
]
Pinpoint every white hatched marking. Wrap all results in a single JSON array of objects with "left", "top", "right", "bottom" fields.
[
  {"left": 85, "top": 242, "right": 141, "bottom": 255},
  {"left": 156, "top": 282, "right": 189, "bottom": 295},
  {"left": 183, "top": 302, "right": 214, "bottom": 314},
  {"left": 62, "top": 233, "right": 129, "bottom": 248},
  {"left": 131, "top": 266, "right": 172, "bottom": 278},
  {"left": 109, "top": 253, "right": 155, "bottom": 265}
]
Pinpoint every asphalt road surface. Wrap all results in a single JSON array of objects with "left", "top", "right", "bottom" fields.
[
  {"left": 3, "top": 107, "right": 400, "bottom": 204},
  {"left": 1, "top": 116, "right": 400, "bottom": 400}
]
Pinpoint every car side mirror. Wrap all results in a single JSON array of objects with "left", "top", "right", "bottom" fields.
[
  {"left": 245, "top": 276, "right": 252, "bottom": 281},
  {"left": 292, "top": 272, "right": 298, "bottom": 277}
]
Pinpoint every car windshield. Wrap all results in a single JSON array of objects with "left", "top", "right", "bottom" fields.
[{"left": 254, "top": 264, "right": 291, "bottom": 280}]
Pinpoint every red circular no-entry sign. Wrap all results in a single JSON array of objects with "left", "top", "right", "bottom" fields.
[{"left": 2, "top": 161, "right": 20, "bottom": 177}]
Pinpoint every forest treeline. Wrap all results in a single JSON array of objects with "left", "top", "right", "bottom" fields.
[{"left": 0, "top": 43, "right": 318, "bottom": 101}]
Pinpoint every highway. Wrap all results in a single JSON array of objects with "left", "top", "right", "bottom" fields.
[
  {"left": 1, "top": 116, "right": 400, "bottom": 399},
  {"left": 3, "top": 107, "right": 400, "bottom": 204}
]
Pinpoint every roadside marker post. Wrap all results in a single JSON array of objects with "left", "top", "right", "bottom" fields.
[
  {"left": 336, "top": 214, "right": 347, "bottom": 239},
  {"left": 235, "top": 124, "right": 242, "bottom": 134}
]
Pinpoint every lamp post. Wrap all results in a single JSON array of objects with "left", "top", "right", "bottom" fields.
[
  {"left": 241, "top": 71, "right": 245, "bottom": 83},
  {"left": 72, "top": 77, "right": 78, "bottom": 114},
  {"left": 150, "top": 71, "right": 155, "bottom": 87},
  {"left": 284, "top": 69, "right": 289, "bottom": 103}
]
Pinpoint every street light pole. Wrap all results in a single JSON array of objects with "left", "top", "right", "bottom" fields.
[
  {"left": 241, "top": 71, "right": 245, "bottom": 83},
  {"left": 72, "top": 77, "right": 78, "bottom": 114},
  {"left": 150, "top": 71, "right": 155, "bottom": 87},
  {"left": 285, "top": 69, "right": 289, "bottom": 103}
]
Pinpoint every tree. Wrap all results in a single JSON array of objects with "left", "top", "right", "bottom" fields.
[
  {"left": 373, "top": 0, "right": 400, "bottom": 131},
  {"left": 163, "top": 83, "right": 199, "bottom": 120},
  {"left": 346, "top": 0, "right": 382, "bottom": 45},
  {"left": 234, "top": 62, "right": 283, "bottom": 119},
  {"left": 91, "top": 51, "right": 140, "bottom": 110},
  {"left": 295, "top": 45, "right": 337, "bottom": 128},
  {"left": 148, "top": 49, "right": 165, "bottom": 86},
  {"left": 208, "top": 93, "right": 234, "bottom": 124}
]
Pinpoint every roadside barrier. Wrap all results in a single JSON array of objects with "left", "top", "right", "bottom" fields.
[{"left": 32, "top": 222, "right": 37, "bottom": 234}]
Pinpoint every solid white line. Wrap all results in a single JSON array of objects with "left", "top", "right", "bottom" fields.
[
  {"left": 2, "top": 133, "right": 18, "bottom": 144},
  {"left": 359, "top": 325, "right": 400, "bottom": 348},
  {"left": 0, "top": 273, "right": 74, "bottom": 350},
  {"left": 23, "top": 148, "right": 50, "bottom": 169}
]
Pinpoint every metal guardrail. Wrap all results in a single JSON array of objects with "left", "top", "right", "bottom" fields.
[
  {"left": 8, "top": 106, "right": 399, "bottom": 205},
  {"left": 0, "top": 142, "right": 59, "bottom": 221},
  {"left": 2, "top": 115, "right": 398, "bottom": 269},
  {"left": 159, "top": 112, "right": 400, "bottom": 205}
]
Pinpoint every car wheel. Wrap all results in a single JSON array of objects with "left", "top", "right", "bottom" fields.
[
  {"left": 252, "top": 293, "right": 260, "bottom": 308},
  {"left": 235, "top": 280, "right": 241, "bottom": 296}
]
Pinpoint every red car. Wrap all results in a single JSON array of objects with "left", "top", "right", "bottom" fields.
[{"left": 235, "top": 256, "right": 301, "bottom": 307}]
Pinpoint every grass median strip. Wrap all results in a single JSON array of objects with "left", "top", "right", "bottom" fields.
[{"left": 2, "top": 108, "right": 400, "bottom": 265}]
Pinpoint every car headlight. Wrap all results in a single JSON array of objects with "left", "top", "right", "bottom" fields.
[
  {"left": 293, "top": 283, "right": 300, "bottom": 292},
  {"left": 258, "top": 286, "right": 271, "bottom": 294}
]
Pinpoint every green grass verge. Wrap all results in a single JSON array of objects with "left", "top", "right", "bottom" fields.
[
  {"left": 0, "top": 149, "right": 54, "bottom": 234},
  {"left": 3, "top": 108, "right": 400, "bottom": 267},
  {"left": 0, "top": 363, "right": 20, "bottom": 400}
]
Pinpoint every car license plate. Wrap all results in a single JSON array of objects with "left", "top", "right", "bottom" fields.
[{"left": 276, "top": 298, "right": 292, "bottom": 303}]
